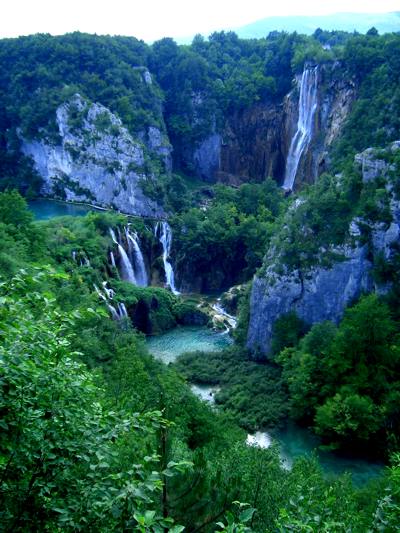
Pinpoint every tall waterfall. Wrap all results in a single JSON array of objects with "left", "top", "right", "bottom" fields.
[
  {"left": 155, "top": 221, "right": 179, "bottom": 295},
  {"left": 283, "top": 66, "right": 319, "bottom": 191},
  {"left": 125, "top": 226, "right": 148, "bottom": 287},
  {"left": 109, "top": 228, "right": 136, "bottom": 284}
]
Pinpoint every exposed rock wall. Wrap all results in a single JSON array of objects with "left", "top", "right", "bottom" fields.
[
  {"left": 247, "top": 143, "right": 400, "bottom": 356},
  {"left": 247, "top": 245, "right": 374, "bottom": 355},
  {"left": 186, "top": 62, "right": 356, "bottom": 187},
  {"left": 21, "top": 94, "right": 171, "bottom": 217},
  {"left": 292, "top": 64, "right": 356, "bottom": 186}
]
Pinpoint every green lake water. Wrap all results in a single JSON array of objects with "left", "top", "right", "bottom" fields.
[
  {"left": 146, "top": 326, "right": 232, "bottom": 364},
  {"left": 147, "top": 326, "right": 384, "bottom": 485},
  {"left": 29, "top": 199, "right": 96, "bottom": 220}
]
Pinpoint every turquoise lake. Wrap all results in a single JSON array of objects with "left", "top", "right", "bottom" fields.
[
  {"left": 146, "top": 326, "right": 233, "bottom": 364},
  {"left": 29, "top": 199, "right": 97, "bottom": 220}
]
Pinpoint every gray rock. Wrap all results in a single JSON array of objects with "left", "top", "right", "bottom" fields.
[
  {"left": 147, "top": 126, "right": 172, "bottom": 173},
  {"left": 21, "top": 94, "right": 165, "bottom": 217},
  {"left": 247, "top": 143, "right": 400, "bottom": 356},
  {"left": 193, "top": 133, "right": 221, "bottom": 182},
  {"left": 354, "top": 142, "right": 399, "bottom": 182},
  {"left": 247, "top": 245, "right": 373, "bottom": 355}
]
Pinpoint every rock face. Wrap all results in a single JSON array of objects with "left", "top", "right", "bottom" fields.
[
  {"left": 247, "top": 245, "right": 374, "bottom": 355},
  {"left": 217, "top": 103, "right": 286, "bottom": 185},
  {"left": 247, "top": 143, "right": 400, "bottom": 356},
  {"left": 282, "top": 63, "right": 356, "bottom": 188},
  {"left": 193, "top": 133, "right": 222, "bottom": 183},
  {"left": 185, "top": 62, "right": 355, "bottom": 187},
  {"left": 21, "top": 94, "right": 171, "bottom": 217}
]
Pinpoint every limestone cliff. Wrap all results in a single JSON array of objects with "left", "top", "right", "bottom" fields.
[
  {"left": 286, "top": 62, "right": 356, "bottom": 188},
  {"left": 247, "top": 142, "right": 400, "bottom": 356},
  {"left": 21, "top": 94, "right": 171, "bottom": 217},
  {"left": 186, "top": 62, "right": 355, "bottom": 187}
]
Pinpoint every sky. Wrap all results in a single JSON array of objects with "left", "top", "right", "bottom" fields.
[{"left": 1, "top": 0, "right": 399, "bottom": 42}]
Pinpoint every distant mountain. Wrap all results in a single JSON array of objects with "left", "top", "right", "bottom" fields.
[{"left": 235, "top": 11, "right": 400, "bottom": 38}]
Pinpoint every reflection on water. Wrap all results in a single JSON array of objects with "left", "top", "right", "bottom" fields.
[
  {"left": 146, "top": 326, "right": 232, "bottom": 364},
  {"left": 29, "top": 199, "right": 96, "bottom": 220}
]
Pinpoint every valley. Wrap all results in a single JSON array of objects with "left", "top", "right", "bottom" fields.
[{"left": 1, "top": 26, "right": 400, "bottom": 532}]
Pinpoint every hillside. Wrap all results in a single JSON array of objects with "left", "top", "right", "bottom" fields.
[{"left": 236, "top": 11, "right": 400, "bottom": 38}]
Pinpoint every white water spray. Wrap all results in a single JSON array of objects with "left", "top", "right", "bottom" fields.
[
  {"left": 94, "top": 282, "right": 128, "bottom": 321},
  {"left": 109, "top": 228, "right": 136, "bottom": 284},
  {"left": 283, "top": 66, "right": 319, "bottom": 191},
  {"left": 155, "top": 221, "right": 179, "bottom": 295},
  {"left": 125, "top": 226, "right": 148, "bottom": 287}
]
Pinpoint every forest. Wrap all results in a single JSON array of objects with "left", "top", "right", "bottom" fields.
[{"left": 1, "top": 26, "right": 400, "bottom": 532}]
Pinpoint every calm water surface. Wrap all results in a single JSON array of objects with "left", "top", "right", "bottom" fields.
[
  {"left": 146, "top": 326, "right": 232, "bottom": 364},
  {"left": 29, "top": 199, "right": 97, "bottom": 220}
]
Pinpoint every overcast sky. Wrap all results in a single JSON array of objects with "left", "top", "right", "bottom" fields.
[{"left": 2, "top": 0, "right": 399, "bottom": 41}]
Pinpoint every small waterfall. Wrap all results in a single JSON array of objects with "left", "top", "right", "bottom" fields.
[
  {"left": 212, "top": 299, "right": 238, "bottom": 331},
  {"left": 155, "top": 221, "right": 179, "bottom": 295},
  {"left": 109, "top": 228, "right": 136, "bottom": 284},
  {"left": 110, "top": 251, "right": 116, "bottom": 268},
  {"left": 94, "top": 283, "right": 128, "bottom": 321},
  {"left": 125, "top": 226, "right": 148, "bottom": 287},
  {"left": 117, "top": 302, "right": 128, "bottom": 318},
  {"left": 283, "top": 65, "right": 319, "bottom": 191},
  {"left": 102, "top": 281, "right": 115, "bottom": 299}
]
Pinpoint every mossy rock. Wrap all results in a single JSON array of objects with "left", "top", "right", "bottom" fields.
[{"left": 174, "top": 301, "right": 208, "bottom": 326}]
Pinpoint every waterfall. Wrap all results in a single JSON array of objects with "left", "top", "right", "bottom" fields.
[
  {"left": 94, "top": 283, "right": 128, "bottom": 321},
  {"left": 125, "top": 226, "right": 148, "bottom": 287},
  {"left": 109, "top": 228, "right": 136, "bottom": 284},
  {"left": 110, "top": 251, "right": 116, "bottom": 268},
  {"left": 102, "top": 281, "right": 115, "bottom": 299},
  {"left": 155, "top": 221, "right": 179, "bottom": 295},
  {"left": 117, "top": 302, "right": 128, "bottom": 318},
  {"left": 212, "top": 299, "right": 238, "bottom": 330},
  {"left": 283, "top": 66, "right": 319, "bottom": 191}
]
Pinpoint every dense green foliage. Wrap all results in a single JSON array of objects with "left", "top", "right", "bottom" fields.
[
  {"left": 2, "top": 30, "right": 399, "bottom": 195},
  {"left": 174, "top": 347, "right": 288, "bottom": 431},
  {"left": 333, "top": 32, "right": 400, "bottom": 166},
  {"left": 171, "top": 179, "right": 286, "bottom": 291},
  {"left": 277, "top": 295, "right": 400, "bottom": 456},
  {"left": 1, "top": 23, "right": 400, "bottom": 529},
  {"left": 2, "top": 192, "right": 400, "bottom": 531}
]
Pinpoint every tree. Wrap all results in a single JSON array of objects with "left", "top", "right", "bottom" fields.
[{"left": 0, "top": 270, "right": 185, "bottom": 531}]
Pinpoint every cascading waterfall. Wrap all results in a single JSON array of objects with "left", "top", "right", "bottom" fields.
[
  {"left": 125, "top": 226, "right": 148, "bottom": 287},
  {"left": 109, "top": 228, "right": 136, "bottom": 284},
  {"left": 155, "top": 221, "right": 179, "bottom": 295},
  {"left": 110, "top": 251, "right": 116, "bottom": 268},
  {"left": 283, "top": 65, "right": 319, "bottom": 191},
  {"left": 212, "top": 299, "right": 238, "bottom": 330},
  {"left": 94, "top": 283, "right": 128, "bottom": 321}
]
